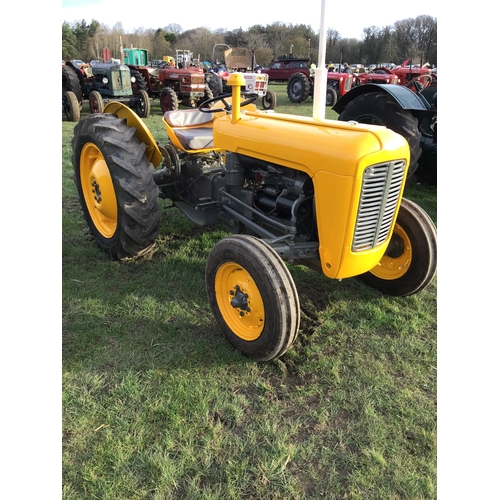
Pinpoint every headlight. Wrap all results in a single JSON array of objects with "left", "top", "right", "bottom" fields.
[
  {"left": 102, "top": 77, "right": 108, "bottom": 84},
  {"left": 131, "top": 76, "right": 136, "bottom": 83}
]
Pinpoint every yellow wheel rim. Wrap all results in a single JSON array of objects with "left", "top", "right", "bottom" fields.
[
  {"left": 370, "top": 223, "right": 412, "bottom": 280},
  {"left": 80, "top": 142, "right": 118, "bottom": 239},
  {"left": 215, "top": 262, "right": 265, "bottom": 341}
]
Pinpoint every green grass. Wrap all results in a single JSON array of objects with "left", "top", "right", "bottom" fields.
[{"left": 62, "top": 84, "right": 437, "bottom": 499}]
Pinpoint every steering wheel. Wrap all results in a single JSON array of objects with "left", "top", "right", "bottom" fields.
[
  {"left": 405, "top": 74, "right": 433, "bottom": 93},
  {"left": 199, "top": 92, "right": 258, "bottom": 113}
]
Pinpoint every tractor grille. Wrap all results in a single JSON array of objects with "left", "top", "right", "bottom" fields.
[{"left": 352, "top": 160, "right": 406, "bottom": 251}]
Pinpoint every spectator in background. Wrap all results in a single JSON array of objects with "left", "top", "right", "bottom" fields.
[
  {"left": 310, "top": 62, "right": 316, "bottom": 76},
  {"left": 342, "top": 62, "right": 352, "bottom": 74}
]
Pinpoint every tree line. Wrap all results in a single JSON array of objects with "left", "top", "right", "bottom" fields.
[{"left": 62, "top": 15, "right": 437, "bottom": 68}]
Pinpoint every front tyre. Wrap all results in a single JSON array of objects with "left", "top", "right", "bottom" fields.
[
  {"left": 325, "top": 87, "right": 338, "bottom": 107},
  {"left": 262, "top": 89, "right": 276, "bottom": 110},
  {"left": 359, "top": 198, "right": 437, "bottom": 296},
  {"left": 63, "top": 91, "right": 80, "bottom": 122},
  {"left": 88, "top": 90, "right": 104, "bottom": 114},
  {"left": 206, "top": 235, "right": 300, "bottom": 361},
  {"left": 71, "top": 113, "right": 161, "bottom": 260},
  {"left": 135, "top": 89, "right": 150, "bottom": 118}
]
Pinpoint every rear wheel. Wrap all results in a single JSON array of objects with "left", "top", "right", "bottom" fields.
[
  {"left": 205, "top": 73, "right": 223, "bottom": 97},
  {"left": 71, "top": 113, "right": 161, "bottom": 259},
  {"left": 62, "top": 65, "right": 83, "bottom": 103},
  {"left": 206, "top": 235, "right": 300, "bottom": 361},
  {"left": 160, "top": 87, "right": 179, "bottom": 112},
  {"left": 63, "top": 91, "right": 80, "bottom": 122},
  {"left": 130, "top": 70, "right": 148, "bottom": 94},
  {"left": 262, "top": 89, "right": 276, "bottom": 110},
  {"left": 287, "top": 72, "right": 311, "bottom": 103},
  {"left": 135, "top": 89, "right": 150, "bottom": 118},
  {"left": 338, "top": 91, "right": 422, "bottom": 178},
  {"left": 359, "top": 198, "right": 437, "bottom": 296},
  {"left": 88, "top": 90, "right": 104, "bottom": 114}
]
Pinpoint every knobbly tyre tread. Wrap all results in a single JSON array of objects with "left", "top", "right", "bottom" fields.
[
  {"left": 130, "top": 70, "right": 149, "bottom": 94},
  {"left": 160, "top": 87, "right": 179, "bottom": 112},
  {"left": 62, "top": 64, "right": 83, "bottom": 103},
  {"left": 287, "top": 72, "right": 311, "bottom": 103},
  {"left": 71, "top": 113, "right": 161, "bottom": 260},
  {"left": 338, "top": 91, "right": 422, "bottom": 178}
]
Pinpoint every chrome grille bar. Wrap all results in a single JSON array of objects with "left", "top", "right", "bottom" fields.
[{"left": 352, "top": 160, "right": 406, "bottom": 251}]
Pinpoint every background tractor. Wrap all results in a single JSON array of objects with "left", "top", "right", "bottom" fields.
[
  {"left": 207, "top": 46, "right": 277, "bottom": 111},
  {"left": 334, "top": 80, "right": 437, "bottom": 184},
  {"left": 62, "top": 61, "right": 150, "bottom": 120},
  {"left": 260, "top": 55, "right": 353, "bottom": 107},
  {"left": 71, "top": 72, "right": 437, "bottom": 361},
  {"left": 121, "top": 47, "right": 213, "bottom": 113}
]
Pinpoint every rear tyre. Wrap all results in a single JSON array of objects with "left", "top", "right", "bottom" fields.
[
  {"left": 359, "top": 198, "right": 437, "bottom": 296},
  {"left": 62, "top": 65, "right": 83, "bottom": 103},
  {"left": 261, "top": 89, "right": 276, "bottom": 110},
  {"left": 71, "top": 113, "right": 161, "bottom": 260},
  {"left": 63, "top": 91, "right": 80, "bottom": 122},
  {"left": 325, "top": 87, "right": 338, "bottom": 107},
  {"left": 205, "top": 73, "right": 223, "bottom": 97},
  {"left": 287, "top": 72, "right": 311, "bottom": 103},
  {"left": 206, "top": 235, "right": 300, "bottom": 361},
  {"left": 130, "top": 70, "right": 148, "bottom": 94},
  {"left": 160, "top": 87, "right": 179, "bottom": 112},
  {"left": 135, "top": 89, "right": 150, "bottom": 118},
  {"left": 338, "top": 91, "right": 422, "bottom": 178},
  {"left": 88, "top": 90, "right": 104, "bottom": 114}
]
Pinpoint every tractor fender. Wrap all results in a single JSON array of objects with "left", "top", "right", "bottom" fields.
[
  {"left": 102, "top": 101, "right": 162, "bottom": 167},
  {"left": 333, "top": 83, "right": 430, "bottom": 115}
]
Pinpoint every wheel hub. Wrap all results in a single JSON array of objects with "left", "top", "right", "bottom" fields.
[
  {"left": 214, "top": 262, "right": 265, "bottom": 341},
  {"left": 386, "top": 233, "right": 405, "bottom": 258},
  {"left": 230, "top": 285, "right": 251, "bottom": 315}
]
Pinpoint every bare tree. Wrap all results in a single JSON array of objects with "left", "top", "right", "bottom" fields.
[{"left": 326, "top": 28, "right": 340, "bottom": 62}]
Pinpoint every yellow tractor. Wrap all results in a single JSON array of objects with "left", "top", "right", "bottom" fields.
[{"left": 71, "top": 73, "right": 437, "bottom": 361}]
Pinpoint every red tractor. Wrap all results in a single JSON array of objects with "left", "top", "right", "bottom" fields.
[
  {"left": 122, "top": 48, "right": 212, "bottom": 113},
  {"left": 391, "top": 59, "right": 433, "bottom": 87},
  {"left": 260, "top": 56, "right": 353, "bottom": 106},
  {"left": 354, "top": 67, "right": 400, "bottom": 86}
]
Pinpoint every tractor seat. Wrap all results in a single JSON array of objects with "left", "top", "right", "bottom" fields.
[{"left": 164, "top": 109, "right": 215, "bottom": 151}]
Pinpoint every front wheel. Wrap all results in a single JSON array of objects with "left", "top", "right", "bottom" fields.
[
  {"left": 262, "top": 89, "right": 276, "bottom": 110},
  {"left": 88, "top": 90, "right": 104, "bottom": 114},
  {"left": 135, "top": 89, "right": 150, "bottom": 118},
  {"left": 359, "top": 198, "right": 437, "bottom": 296},
  {"left": 325, "top": 87, "right": 338, "bottom": 107},
  {"left": 63, "top": 91, "right": 80, "bottom": 122},
  {"left": 71, "top": 113, "right": 161, "bottom": 259},
  {"left": 206, "top": 235, "right": 300, "bottom": 361}
]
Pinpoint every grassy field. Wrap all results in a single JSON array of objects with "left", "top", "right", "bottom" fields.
[{"left": 62, "top": 83, "right": 437, "bottom": 499}]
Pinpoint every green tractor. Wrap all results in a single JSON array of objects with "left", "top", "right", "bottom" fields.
[{"left": 62, "top": 61, "right": 150, "bottom": 121}]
